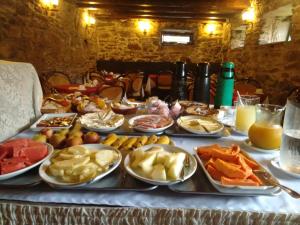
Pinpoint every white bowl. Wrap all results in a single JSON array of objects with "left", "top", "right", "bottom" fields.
[{"left": 124, "top": 144, "right": 197, "bottom": 186}]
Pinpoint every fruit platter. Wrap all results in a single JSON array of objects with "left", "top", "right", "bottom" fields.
[
  {"left": 39, "top": 144, "right": 121, "bottom": 187},
  {"left": 124, "top": 144, "right": 197, "bottom": 185},
  {"left": 0, "top": 138, "right": 53, "bottom": 180}
]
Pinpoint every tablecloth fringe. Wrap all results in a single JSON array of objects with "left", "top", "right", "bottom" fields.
[{"left": 0, "top": 202, "right": 299, "bottom": 225}]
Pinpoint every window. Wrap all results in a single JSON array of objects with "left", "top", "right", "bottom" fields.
[
  {"left": 161, "top": 29, "right": 193, "bottom": 45},
  {"left": 259, "top": 4, "right": 292, "bottom": 45},
  {"left": 230, "top": 25, "right": 247, "bottom": 49}
]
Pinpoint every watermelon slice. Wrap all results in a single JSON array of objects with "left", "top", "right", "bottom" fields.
[
  {"left": 21, "top": 146, "right": 48, "bottom": 163},
  {"left": 1, "top": 138, "right": 30, "bottom": 148},
  {"left": 1, "top": 162, "right": 26, "bottom": 174},
  {"left": 0, "top": 138, "right": 48, "bottom": 175}
]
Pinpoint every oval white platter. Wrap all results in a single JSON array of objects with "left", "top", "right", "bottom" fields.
[
  {"left": 39, "top": 144, "right": 121, "bottom": 187},
  {"left": 124, "top": 144, "right": 197, "bottom": 186},
  {"left": 79, "top": 112, "right": 125, "bottom": 132},
  {"left": 128, "top": 115, "right": 174, "bottom": 133},
  {"left": 270, "top": 157, "right": 300, "bottom": 179},
  {"left": 0, "top": 143, "right": 54, "bottom": 181},
  {"left": 177, "top": 115, "right": 224, "bottom": 135},
  {"left": 243, "top": 139, "right": 279, "bottom": 153}
]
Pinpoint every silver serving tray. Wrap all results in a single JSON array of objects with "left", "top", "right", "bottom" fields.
[
  {"left": 47, "top": 150, "right": 158, "bottom": 191},
  {"left": 168, "top": 161, "right": 281, "bottom": 197},
  {"left": 0, "top": 168, "right": 42, "bottom": 188},
  {"left": 47, "top": 166, "right": 158, "bottom": 191}
]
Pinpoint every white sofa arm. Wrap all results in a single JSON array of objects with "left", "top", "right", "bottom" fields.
[{"left": 0, "top": 60, "right": 43, "bottom": 142}]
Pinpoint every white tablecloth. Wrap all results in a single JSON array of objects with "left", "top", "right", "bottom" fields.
[{"left": 0, "top": 132, "right": 299, "bottom": 215}]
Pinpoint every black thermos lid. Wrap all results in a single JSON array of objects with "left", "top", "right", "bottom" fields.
[
  {"left": 197, "top": 62, "right": 210, "bottom": 77},
  {"left": 175, "top": 61, "right": 186, "bottom": 78}
]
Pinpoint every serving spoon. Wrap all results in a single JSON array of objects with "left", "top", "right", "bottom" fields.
[{"left": 255, "top": 170, "right": 300, "bottom": 199}]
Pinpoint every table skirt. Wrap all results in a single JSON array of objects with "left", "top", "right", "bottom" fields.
[{"left": 0, "top": 201, "right": 299, "bottom": 225}]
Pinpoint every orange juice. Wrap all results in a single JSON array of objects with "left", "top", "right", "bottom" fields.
[
  {"left": 248, "top": 122, "right": 283, "bottom": 149},
  {"left": 235, "top": 106, "right": 256, "bottom": 133}
]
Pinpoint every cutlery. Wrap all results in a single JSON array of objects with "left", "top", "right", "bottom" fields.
[
  {"left": 179, "top": 154, "right": 190, "bottom": 182},
  {"left": 255, "top": 170, "right": 300, "bottom": 199}
]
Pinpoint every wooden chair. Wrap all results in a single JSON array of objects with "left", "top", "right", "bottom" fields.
[
  {"left": 235, "top": 78, "right": 262, "bottom": 95},
  {"left": 98, "top": 86, "right": 124, "bottom": 102},
  {"left": 131, "top": 75, "right": 144, "bottom": 98},
  {"left": 41, "top": 71, "right": 71, "bottom": 94},
  {"left": 157, "top": 72, "right": 172, "bottom": 90}
]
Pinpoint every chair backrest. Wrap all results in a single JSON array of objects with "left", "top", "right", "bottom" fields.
[
  {"left": 47, "top": 72, "right": 70, "bottom": 86},
  {"left": 235, "top": 78, "right": 262, "bottom": 95},
  {"left": 131, "top": 76, "right": 144, "bottom": 96},
  {"left": 41, "top": 71, "right": 70, "bottom": 94},
  {"left": 157, "top": 73, "right": 172, "bottom": 88},
  {"left": 99, "top": 86, "right": 124, "bottom": 102}
]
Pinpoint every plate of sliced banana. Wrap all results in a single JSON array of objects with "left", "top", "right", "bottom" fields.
[{"left": 100, "top": 133, "right": 174, "bottom": 151}]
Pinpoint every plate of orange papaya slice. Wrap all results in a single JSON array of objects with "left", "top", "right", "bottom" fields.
[{"left": 195, "top": 144, "right": 281, "bottom": 195}]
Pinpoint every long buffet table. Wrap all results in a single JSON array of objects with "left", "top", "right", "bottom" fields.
[{"left": 0, "top": 132, "right": 299, "bottom": 225}]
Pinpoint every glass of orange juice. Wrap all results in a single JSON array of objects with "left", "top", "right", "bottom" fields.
[
  {"left": 248, "top": 104, "right": 284, "bottom": 149},
  {"left": 235, "top": 95, "right": 260, "bottom": 134}
]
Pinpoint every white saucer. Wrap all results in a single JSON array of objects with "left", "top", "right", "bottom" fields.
[
  {"left": 243, "top": 139, "right": 279, "bottom": 153},
  {"left": 271, "top": 157, "right": 300, "bottom": 179},
  {"left": 231, "top": 127, "right": 248, "bottom": 136}
]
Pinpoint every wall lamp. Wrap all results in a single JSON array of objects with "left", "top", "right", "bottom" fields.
[
  {"left": 41, "top": 0, "right": 59, "bottom": 10},
  {"left": 204, "top": 23, "right": 217, "bottom": 35},
  {"left": 138, "top": 20, "right": 151, "bottom": 35},
  {"left": 83, "top": 11, "right": 96, "bottom": 27},
  {"left": 242, "top": 7, "right": 255, "bottom": 23}
]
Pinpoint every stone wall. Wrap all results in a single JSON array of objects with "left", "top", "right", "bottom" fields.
[
  {"left": 227, "top": 0, "right": 300, "bottom": 104},
  {"left": 0, "top": 0, "right": 96, "bottom": 81},
  {"left": 0, "top": 0, "right": 229, "bottom": 82}
]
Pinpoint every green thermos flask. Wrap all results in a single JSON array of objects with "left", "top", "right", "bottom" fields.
[{"left": 214, "top": 62, "right": 235, "bottom": 108}]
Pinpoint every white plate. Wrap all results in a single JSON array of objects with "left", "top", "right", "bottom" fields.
[
  {"left": 79, "top": 112, "right": 124, "bottom": 132},
  {"left": 194, "top": 147, "right": 280, "bottom": 195},
  {"left": 39, "top": 144, "right": 121, "bottom": 187},
  {"left": 271, "top": 157, "right": 300, "bottom": 179},
  {"left": 231, "top": 127, "right": 248, "bottom": 136},
  {"left": 0, "top": 143, "right": 54, "bottom": 181},
  {"left": 218, "top": 117, "right": 235, "bottom": 127},
  {"left": 124, "top": 144, "right": 197, "bottom": 186},
  {"left": 177, "top": 115, "right": 224, "bottom": 135},
  {"left": 30, "top": 113, "right": 77, "bottom": 131},
  {"left": 128, "top": 115, "right": 174, "bottom": 133},
  {"left": 243, "top": 139, "right": 279, "bottom": 153}
]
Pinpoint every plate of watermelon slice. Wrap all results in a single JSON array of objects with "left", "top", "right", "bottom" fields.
[{"left": 0, "top": 138, "right": 53, "bottom": 181}]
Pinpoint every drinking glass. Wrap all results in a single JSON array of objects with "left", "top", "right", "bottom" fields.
[
  {"left": 235, "top": 95, "right": 260, "bottom": 134},
  {"left": 280, "top": 89, "right": 300, "bottom": 174},
  {"left": 248, "top": 104, "right": 284, "bottom": 149}
]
